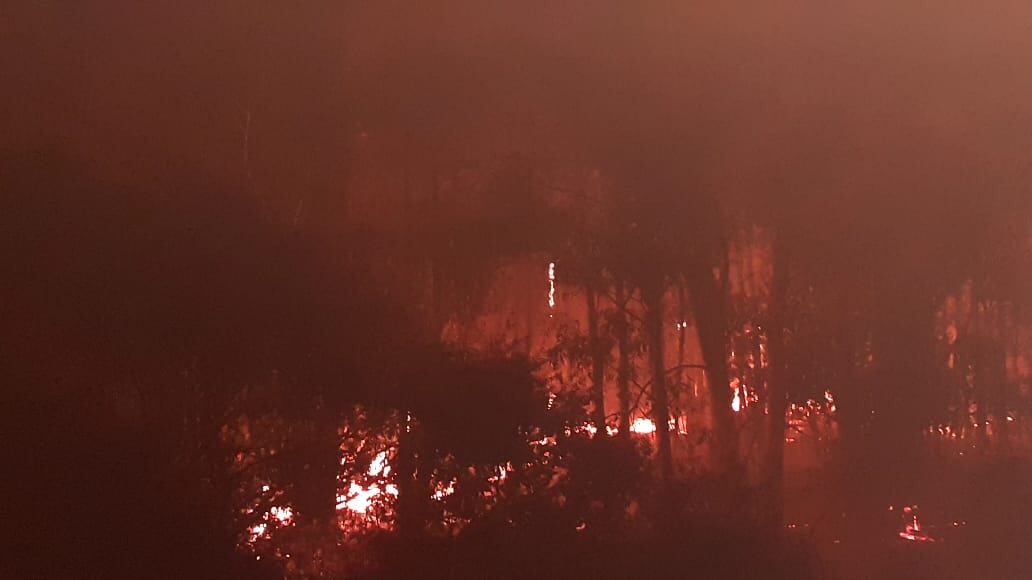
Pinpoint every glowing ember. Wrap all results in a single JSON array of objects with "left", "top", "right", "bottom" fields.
[
  {"left": 630, "top": 417, "right": 656, "bottom": 434},
  {"left": 249, "top": 523, "right": 267, "bottom": 540},
  {"left": 433, "top": 480, "right": 456, "bottom": 500},
  {"left": 269, "top": 505, "right": 294, "bottom": 524},
  {"left": 898, "top": 505, "right": 935, "bottom": 542},
  {"left": 568, "top": 421, "right": 619, "bottom": 437},
  {"left": 245, "top": 503, "right": 295, "bottom": 545}
]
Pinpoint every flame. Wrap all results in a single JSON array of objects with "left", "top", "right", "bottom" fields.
[
  {"left": 729, "top": 378, "right": 748, "bottom": 413},
  {"left": 246, "top": 503, "right": 294, "bottom": 544},
  {"left": 332, "top": 449, "right": 398, "bottom": 517},
  {"left": 572, "top": 421, "right": 620, "bottom": 437},
  {"left": 340, "top": 481, "right": 383, "bottom": 514},
  {"left": 249, "top": 522, "right": 267, "bottom": 540},
  {"left": 368, "top": 451, "right": 389, "bottom": 476},
  {"left": 269, "top": 505, "right": 294, "bottom": 524},
  {"left": 579, "top": 422, "right": 598, "bottom": 436},
  {"left": 898, "top": 505, "right": 935, "bottom": 542},
  {"left": 547, "top": 262, "right": 556, "bottom": 309},
  {"left": 433, "top": 480, "right": 456, "bottom": 500},
  {"left": 630, "top": 417, "right": 656, "bottom": 434}
]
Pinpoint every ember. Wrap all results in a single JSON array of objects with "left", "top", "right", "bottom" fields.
[{"left": 898, "top": 506, "right": 935, "bottom": 543}]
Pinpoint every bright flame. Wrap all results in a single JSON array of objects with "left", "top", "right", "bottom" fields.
[
  {"left": 340, "top": 481, "right": 382, "bottom": 514},
  {"left": 334, "top": 451, "right": 397, "bottom": 516},
  {"left": 368, "top": 451, "right": 388, "bottom": 476},
  {"left": 547, "top": 262, "right": 556, "bottom": 309},
  {"left": 269, "top": 506, "right": 294, "bottom": 524},
  {"left": 246, "top": 504, "right": 294, "bottom": 544},
  {"left": 433, "top": 480, "right": 456, "bottom": 500},
  {"left": 630, "top": 417, "right": 656, "bottom": 434}
]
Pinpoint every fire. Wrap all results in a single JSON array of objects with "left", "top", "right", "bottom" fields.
[
  {"left": 433, "top": 479, "right": 456, "bottom": 500},
  {"left": 249, "top": 522, "right": 267, "bottom": 540},
  {"left": 368, "top": 450, "right": 389, "bottom": 476},
  {"left": 576, "top": 422, "right": 598, "bottom": 436},
  {"left": 332, "top": 447, "right": 400, "bottom": 519},
  {"left": 269, "top": 505, "right": 294, "bottom": 524},
  {"left": 547, "top": 261, "right": 556, "bottom": 309},
  {"left": 729, "top": 378, "right": 755, "bottom": 413},
  {"left": 898, "top": 505, "right": 935, "bottom": 542},
  {"left": 246, "top": 504, "right": 294, "bottom": 544},
  {"left": 339, "top": 482, "right": 384, "bottom": 514},
  {"left": 630, "top": 417, "right": 656, "bottom": 434}
]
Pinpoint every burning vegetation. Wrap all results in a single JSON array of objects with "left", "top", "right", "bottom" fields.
[{"left": 6, "top": 3, "right": 1032, "bottom": 579}]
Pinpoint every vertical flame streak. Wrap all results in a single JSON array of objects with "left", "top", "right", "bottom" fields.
[{"left": 547, "top": 262, "right": 556, "bottom": 309}]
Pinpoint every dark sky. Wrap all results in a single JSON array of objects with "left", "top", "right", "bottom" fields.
[{"left": 4, "top": 1, "right": 1032, "bottom": 218}]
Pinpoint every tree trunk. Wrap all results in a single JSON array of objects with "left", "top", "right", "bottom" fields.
[
  {"left": 614, "top": 281, "right": 633, "bottom": 439},
  {"left": 642, "top": 281, "right": 673, "bottom": 483},
  {"left": 763, "top": 242, "right": 791, "bottom": 527},
  {"left": 677, "top": 281, "right": 689, "bottom": 394},
  {"left": 293, "top": 414, "right": 341, "bottom": 528},
  {"left": 685, "top": 268, "right": 740, "bottom": 479},
  {"left": 395, "top": 419, "right": 428, "bottom": 540},
  {"left": 586, "top": 283, "right": 607, "bottom": 436}
]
